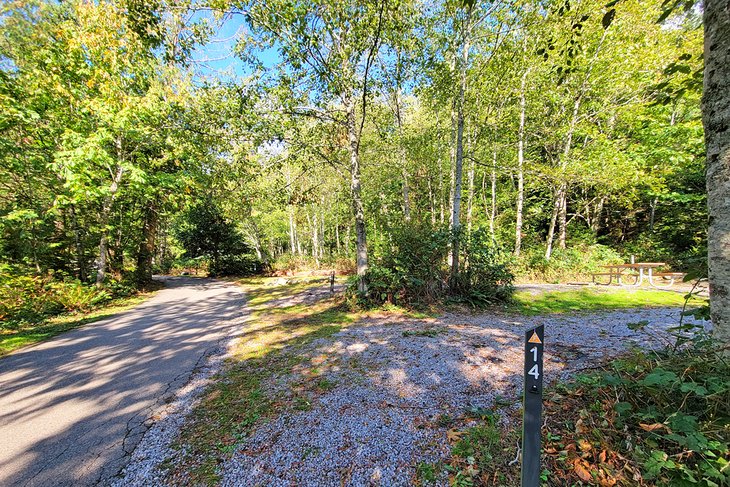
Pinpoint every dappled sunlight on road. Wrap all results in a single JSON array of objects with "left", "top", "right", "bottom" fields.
[{"left": 0, "top": 277, "right": 247, "bottom": 487}]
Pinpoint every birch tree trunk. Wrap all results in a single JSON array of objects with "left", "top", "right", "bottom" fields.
[
  {"left": 96, "top": 162, "right": 124, "bottom": 286},
  {"left": 490, "top": 147, "right": 497, "bottom": 240},
  {"left": 515, "top": 67, "right": 528, "bottom": 256},
  {"left": 345, "top": 94, "right": 369, "bottom": 292},
  {"left": 450, "top": 17, "right": 471, "bottom": 286},
  {"left": 555, "top": 28, "right": 608, "bottom": 251},
  {"left": 466, "top": 154, "right": 475, "bottom": 236},
  {"left": 394, "top": 85, "right": 411, "bottom": 221},
  {"left": 702, "top": 0, "right": 730, "bottom": 350},
  {"left": 428, "top": 177, "right": 436, "bottom": 225},
  {"left": 311, "top": 211, "right": 320, "bottom": 265},
  {"left": 545, "top": 190, "right": 561, "bottom": 260},
  {"left": 288, "top": 206, "right": 297, "bottom": 254}
]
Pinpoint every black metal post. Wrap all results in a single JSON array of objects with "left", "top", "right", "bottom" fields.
[{"left": 522, "top": 324, "right": 544, "bottom": 487}]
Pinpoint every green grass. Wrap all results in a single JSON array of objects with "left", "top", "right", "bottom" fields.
[
  {"left": 417, "top": 412, "right": 519, "bottom": 486},
  {"left": 402, "top": 326, "right": 447, "bottom": 338},
  {"left": 0, "top": 292, "right": 154, "bottom": 357},
  {"left": 511, "top": 288, "right": 703, "bottom": 315}
]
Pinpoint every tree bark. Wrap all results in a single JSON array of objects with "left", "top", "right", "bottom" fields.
[
  {"left": 96, "top": 160, "right": 124, "bottom": 287},
  {"left": 311, "top": 211, "right": 320, "bottom": 266},
  {"left": 345, "top": 94, "right": 369, "bottom": 292},
  {"left": 466, "top": 153, "right": 475, "bottom": 236},
  {"left": 703, "top": 0, "right": 730, "bottom": 350},
  {"left": 288, "top": 206, "right": 297, "bottom": 254},
  {"left": 394, "top": 85, "right": 411, "bottom": 221},
  {"left": 135, "top": 201, "right": 158, "bottom": 287},
  {"left": 591, "top": 196, "right": 606, "bottom": 234},
  {"left": 557, "top": 185, "right": 567, "bottom": 249},
  {"left": 490, "top": 147, "right": 497, "bottom": 240},
  {"left": 450, "top": 17, "right": 471, "bottom": 286},
  {"left": 515, "top": 67, "right": 528, "bottom": 256},
  {"left": 428, "top": 177, "right": 436, "bottom": 225},
  {"left": 545, "top": 189, "right": 561, "bottom": 261}
]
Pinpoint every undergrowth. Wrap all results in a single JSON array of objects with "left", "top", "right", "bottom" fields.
[{"left": 542, "top": 328, "right": 729, "bottom": 486}]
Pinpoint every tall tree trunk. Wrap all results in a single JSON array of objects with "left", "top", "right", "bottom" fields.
[
  {"left": 345, "top": 224, "right": 351, "bottom": 255},
  {"left": 393, "top": 84, "right": 411, "bottom": 222},
  {"left": 591, "top": 196, "right": 606, "bottom": 234},
  {"left": 649, "top": 197, "right": 658, "bottom": 232},
  {"left": 556, "top": 28, "right": 609, "bottom": 250},
  {"left": 71, "top": 204, "right": 85, "bottom": 281},
  {"left": 449, "top": 100, "right": 457, "bottom": 232},
  {"left": 288, "top": 206, "right": 297, "bottom": 254},
  {"left": 439, "top": 155, "right": 445, "bottom": 225},
  {"left": 345, "top": 94, "right": 369, "bottom": 292},
  {"left": 450, "top": 24, "right": 471, "bottom": 286},
  {"left": 311, "top": 211, "right": 320, "bottom": 265},
  {"left": 96, "top": 163, "right": 124, "bottom": 286},
  {"left": 135, "top": 201, "right": 158, "bottom": 287},
  {"left": 466, "top": 154, "right": 475, "bottom": 236},
  {"left": 490, "top": 147, "right": 497, "bottom": 240},
  {"left": 557, "top": 186, "right": 568, "bottom": 249},
  {"left": 402, "top": 167, "right": 411, "bottom": 222},
  {"left": 545, "top": 189, "right": 561, "bottom": 261},
  {"left": 703, "top": 0, "right": 730, "bottom": 350},
  {"left": 335, "top": 220, "right": 341, "bottom": 254},
  {"left": 320, "top": 205, "right": 325, "bottom": 258},
  {"left": 428, "top": 177, "right": 436, "bottom": 225},
  {"left": 515, "top": 67, "right": 528, "bottom": 256}
]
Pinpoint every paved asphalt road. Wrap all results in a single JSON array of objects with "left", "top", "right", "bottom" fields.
[{"left": 0, "top": 277, "right": 247, "bottom": 486}]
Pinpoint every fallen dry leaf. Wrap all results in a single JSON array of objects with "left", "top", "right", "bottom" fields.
[
  {"left": 574, "top": 459, "right": 594, "bottom": 482},
  {"left": 447, "top": 429, "right": 463, "bottom": 443},
  {"left": 639, "top": 423, "right": 666, "bottom": 432}
]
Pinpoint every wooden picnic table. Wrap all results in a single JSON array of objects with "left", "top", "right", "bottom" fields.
[{"left": 592, "top": 262, "right": 683, "bottom": 288}]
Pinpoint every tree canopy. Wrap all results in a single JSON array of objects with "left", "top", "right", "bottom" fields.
[{"left": 0, "top": 0, "right": 712, "bottom": 306}]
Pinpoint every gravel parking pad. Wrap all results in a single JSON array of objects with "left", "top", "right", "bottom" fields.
[{"left": 220, "top": 307, "right": 708, "bottom": 486}]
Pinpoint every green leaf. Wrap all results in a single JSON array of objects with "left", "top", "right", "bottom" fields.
[{"left": 640, "top": 369, "right": 679, "bottom": 387}]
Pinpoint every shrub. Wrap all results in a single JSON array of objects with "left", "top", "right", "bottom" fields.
[
  {"left": 514, "top": 244, "right": 623, "bottom": 283},
  {"left": 209, "top": 254, "right": 262, "bottom": 277},
  {"left": 48, "top": 280, "right": 110, "bottom": 312},
  {"left": 0, "top": 266, "right": 60, "bottom": 325},
  {"left": 544, "top": 328, "right": 729, "bottom": 487},
  {"left": 348, "top": 224, "right": 449, "bottom": 306},
  {"left": 0, "top": 265, "right": 133, "bottom": 328},
  {"left": 348, "top": 225, "right": 513, "bottom": 307},
  {"left": 454, "top": 228, "right": 514, "bottom": 305}
]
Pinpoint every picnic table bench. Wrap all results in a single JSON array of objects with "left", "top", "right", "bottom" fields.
[{"left": 592, "top": 262, "right": 685, "bottom": 288}]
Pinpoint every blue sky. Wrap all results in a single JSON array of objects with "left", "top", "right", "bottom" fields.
[{"left": 189, "top": 10, "right": 280, "bottom": 83}]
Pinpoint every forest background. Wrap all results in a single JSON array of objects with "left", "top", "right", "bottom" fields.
[{"left": 0, "top": 0, "right": 706, "bottom": 319}]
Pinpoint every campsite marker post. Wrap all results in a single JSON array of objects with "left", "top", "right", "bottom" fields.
[{"left": 522, "top": 324, "right": 544, "bottom": 487}]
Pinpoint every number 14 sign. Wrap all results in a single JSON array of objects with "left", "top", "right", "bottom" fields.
[{"left": 522, "top": 324, "right": 544, "bottom": 487}]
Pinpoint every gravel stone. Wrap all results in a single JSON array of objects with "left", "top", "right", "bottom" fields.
[{"left": 219, "top": 306, "right": 709, "bottom": 486}]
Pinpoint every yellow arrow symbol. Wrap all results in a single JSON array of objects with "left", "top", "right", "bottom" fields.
[{"left": 528, "top": 331, "right": 542, "bottom": 344}]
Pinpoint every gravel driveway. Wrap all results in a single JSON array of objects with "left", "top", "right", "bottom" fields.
[{"left": 217, "top": 306, "right": 708, "bottom": 486}]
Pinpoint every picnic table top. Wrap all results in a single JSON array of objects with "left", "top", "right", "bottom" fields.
[{"left": 600, "top": 262, "right": 666, "bottom": 269}]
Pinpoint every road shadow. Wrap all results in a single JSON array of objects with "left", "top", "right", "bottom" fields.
[{"left": 0, "top": 277, "right": 246, "bottom": 487}]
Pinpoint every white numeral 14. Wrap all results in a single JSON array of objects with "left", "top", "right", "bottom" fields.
[{"left": 528, "top": 346, "right": 539, "bottom": 379}]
